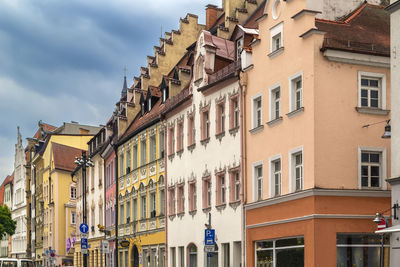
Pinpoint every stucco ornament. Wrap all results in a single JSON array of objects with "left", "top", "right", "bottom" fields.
[{"left": 272, "top": 0, "right": 283, "bottom": 20}]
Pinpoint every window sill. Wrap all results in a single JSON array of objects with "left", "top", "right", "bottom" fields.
[
  {"left": 188, "top": 210, "right": 197, "bottom": 216},
  {"left": 286, "top": 107, "right": 304, "bottom": 118},
  {"left": 267, "top": 116, "right": 283, "bottom": 127},
  {"left": 176, "top": 149, "right": 184, "bottom": 157},
  {"left": 355, "top": 107, "right": 390, "bottom": 115},
  {"left": 177, "top": 212, "right": 185, "bottom": 218},
  {"left": 215, "top": 131, "right": 225, "bottom": 142},
  {"left": 229, "top": 200, "right": 241, "bottom": 210},
  {"left": 249, "top": 125, "right": 264, "bottom": 135},
  {"left": 168, "top": 153, "right": 175, "bottom": 161},
  {"left": 168, "top": 214, "right": 176, "bottom": 220},
  {"left": 268, "top": 47, "right": 285, "bottom": 59},
  {"left": 216, "top": 203, "right": 226, "bottom": 211},
  {"left": 361, "top": 186, "right": 383, "bottom": 190},
  {"left": 202, "top": 207, "right": 211, "bottom": 213},
  {"left": 187, "top": 143, "right": 196, "bottom": 152},
  {"left": 200, "top": 137, "right": 210, "bottom": 146},
  {"left": 229, "top": 126, "right": 240, "bottom": 136}
]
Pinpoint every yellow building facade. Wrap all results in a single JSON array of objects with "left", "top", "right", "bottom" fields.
[{"left": 117, "top": 122, "right": 166, "bottom": 267}]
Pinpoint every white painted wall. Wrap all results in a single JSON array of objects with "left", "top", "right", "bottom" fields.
[{"left": 166, "top": 32, "right": 242, "bottom": 267}]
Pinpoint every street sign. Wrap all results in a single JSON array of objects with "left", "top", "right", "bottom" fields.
[
  {"left": 81, "top": 248, "right": 88, "bottom": 254},
  {"left": 81, "top": 233, "right": 88, "bottom": 239},
  {"left": 81, "top": 238, "right": 88, "bottom": 249},
  {"left": 204, "top": 245, "right": 215, "bottom": 252},
  {"left": 50, "top": 252, "right": 55, "bottom": 257},
  {"left": 377, "top": 218, "right": 387, "bottom": 230},
  {"left": 102, "top": 240, "right": 109, "bottom": 254},
  {"left": 80, "top": 223, "right": 89, "bottom": 233},
  {"left": 204, "top": 229, "right": 215, "bottom": 245}
]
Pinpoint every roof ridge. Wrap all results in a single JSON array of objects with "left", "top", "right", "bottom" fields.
[{"left": 344, "top": 3, "right": 367, "bottom": 23}]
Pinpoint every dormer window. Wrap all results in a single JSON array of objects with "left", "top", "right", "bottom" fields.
[{"left": 148, "top": 98, "right": 151, "bottom": 112}]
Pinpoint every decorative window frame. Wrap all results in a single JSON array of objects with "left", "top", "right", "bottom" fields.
[
  {"left": 200, "top": 104, "right": 211, "bottom": 145},
  {"left": 215, "top": 96, "right": 226, "bottom": 139},
  {"left": 215, "top": 168, "right": 227, "bottom": 209},
  {"left": 269, "top": 154, "right": 282, "bottom": 198},
  {"left": 168, "top": 185, "right": 176, "bottom": 219},
  {"left": 269, "top": 22, "right": 284, "bottom": 57},
  {"left": 357, "top": 71, "right": 387, "bottom": 112},
  {"left": 188, "top": 179, "right": 197, "bottom": 215},
  {"left": 289, "top": 146, "right": 304, "bottom": 193},
  {"left": 187, "top": 111, "right": 196, "bottom": 151},
  {"left": 358, "top": 146, "right": 387, "bottom": 190},
  {"left": 168, "top": 122, "right": 175, "bottom": 158},
  {"left": 229, "top": 165, "right": 241, "bottom": 205},
  {"left": 176, "top": 117, "right": 184, "bottom": 155},
  {"left": 202, "top": 175, "right": 212, "bottom": 212},
  {"left": 229, "top": 92, "right": 240, "bottom": 134}
]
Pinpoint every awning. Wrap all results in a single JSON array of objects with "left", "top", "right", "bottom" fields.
[{"left": 375, "top": 224, "right": 400, "bottom": 234}]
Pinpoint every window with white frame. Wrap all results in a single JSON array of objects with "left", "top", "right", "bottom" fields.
[
  {"left": 133, "top": 144, "right": 138, "bottom": 169},
  {"left": 140, "top": 138, "right": 147, "bottom": 166},
  {"left": 70, "top": 186, "right": 76, "bottom": 199},
  {"left": 269, "top": 84, "right": 281, "bottom": 121},
  {"left": 202, "top": 177, "right": 212, "bottom": 209},
  {"left": 270, "top": 22, "right": 283, "bottom": 53},
  {"left": 270, "top": 157, "right": 281, "bottom": 197},
  {"left": 358, "top": 72, "right": 386, "bottom": 109},
  {"left": 254, "top": 163, "right": 263, "bottom": 201},
  {"left": 150, "top": 134, "right": 156, "bottom": 162},
  {"left": 126, "top": 148, "right": 131, "bottom": 173},
  {"left": 216, "top": 173, "right": 226, "bottom": 206},
  {"left": 230, "top": 169, "right": 240, "bottom": 202},
  {"left": 230, "top": 95, "right": 240, "bottom": 129},
  {"left": 216, "top": 101, "right": 225, "bottom": 134},
  {"left": 189, "top": 181, "right": 197, "bottom": 211},
  {"left": 252, "top": 95, "right": 262, "bottom": 129},
  {"left": 289, "top": 73, "right": 303, "bottom": 112},
  {"left": 71, "top": 211, "right": 76, "bottom": 224},
  {"left": 141, "top": 195, "right": 147, "bottom": 219},
  {"left": 290, "top": 149, "right": 303, "bottom": 192},
  {"left": 359, "top": 148, "right": 386, "bottom": 189}
]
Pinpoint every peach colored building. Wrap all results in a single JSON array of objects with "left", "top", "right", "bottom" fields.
[{"left": 242, "top": 1, "right": 391, "bottom": 266}]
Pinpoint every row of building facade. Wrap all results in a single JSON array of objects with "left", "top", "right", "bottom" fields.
[{"left": 2, "top": 0, "right": 400, "bottom": 266}]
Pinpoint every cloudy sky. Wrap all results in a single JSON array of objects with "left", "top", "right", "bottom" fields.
[{"left": 0, "top": 0, "right": 220, "bottom": 183}]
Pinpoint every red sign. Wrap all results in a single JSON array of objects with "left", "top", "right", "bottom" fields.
[
  {"left": 377, "top": 218, "right": 387, "bottom": 230},
  {"left": 50, "top": 252, "right": 55, "bottom": 257}
]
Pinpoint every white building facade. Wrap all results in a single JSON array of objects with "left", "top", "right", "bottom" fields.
[
  {"left": 165, "top": 31, "right": 243, "bottom": 267},
  {"left": 11, "top": 127, "right": 27, "bottom": 258}
]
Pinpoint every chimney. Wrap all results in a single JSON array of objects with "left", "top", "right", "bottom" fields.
[{"left": 206, "top": 4, "right": 218, "bottom": 30}]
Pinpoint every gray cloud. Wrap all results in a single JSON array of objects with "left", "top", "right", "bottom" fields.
[{"left": 0, "top": 0, "right": 220, "bottom": 182}]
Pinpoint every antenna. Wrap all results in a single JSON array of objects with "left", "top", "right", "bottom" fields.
[{"left": 123, "top": 66, "right": 127, "bottom": 77}]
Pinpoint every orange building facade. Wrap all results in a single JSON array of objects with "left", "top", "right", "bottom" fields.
[{"left": 243, "top": 0, "right": 391, "bottom": 266}]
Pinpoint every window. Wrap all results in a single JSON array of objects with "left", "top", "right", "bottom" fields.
[
  {"left": 270, "top": 157, "right": 281, "bottom": 197},
  {"left": 168, "top": 125, "right": 175, "bottom": 156},
  {"left": 188, "top": 114, "right": 195, "bottom": 147},
  {"left": 201, "top": 108, "right": 210, "bottom": 140},
  {"left": 159, "top": 247, "right": 166, "bottom": 267},
  {"left": 195, "top": 56, "right": 204, "bottom": 81},
  {"left": 177, "top": 185, "right": 185, "bottom": 214},
  {"left": 358, "top": 72, "right": 386, "bottom": 109},
  {"left": 236, "top": 38, "right": 244, "bottom": 61},
  {"left": 170, "top": 247, "right": 176, "bottom": 267},
  {"left": 253, "top": 163, "right": 263, "bottom": 201},
  {"left": 289, "top": 73, "right": 303, "bottom": 112},
  {"left": 140, "top": 194, "right": 147, "bottom": 219},
  {"left": 216, "top": 173, "right": 226, "bottom": 206},
  {"left": 255, "top": 237, "right": 304, "bottom": 267},
  {"left": 159, "top": 175, "right": 165, "bottom": 215},
  {"left": 159, "top": 129, "right": 165, "bottom": 158},
  {"left": 70, "top": 186, "right": 77, "bottom": 199},
  {"left": 216, "top": 101, "right": 225, "bottom": 135},
  {"left": 230, "top": 170, "right": 240, "bottom": 202},
  {"left": 150, "top": 192, "right": 156, "bottom": 218},
  {"left": 337, "top": 234, "right": 389, "bottom": 267},
  {"left": 126, "top": 201, "right": 131, "bottom": 223},
  {"left": 188, "top": 244, "right": 197, "bottom": 267},
  {"left": 270, "top": 22, "right": 283, "bottom": 53},
  {"left": 252, "top": 95, "right": 262, "bottom": 129},
  {"left": 71, "top": 211, "right": 76, "bottom": 224},
  {"left": 230, "top": 96, "right": 240, "bottom": 129},
  {"left": 99, "top": 205, "right": 103, "bottom": 226},
  {"left": 203, "top": 177, "right": 211, "bottom": 209},
  {"left": 223, "top": 243, "right": 230, "bottom": 267},
  {"left": 133, "top": 144, "right": 138, "bottom": 169},
  {"left": 140, "top": 139, "right": 147, "bottom": 166},
  {"left": 169, "top": 187, "right": 176, "bottom": 215},
  {"left": 150, "top": 135, "right": 156, "bottom": 162},
  {"left": 126, "top": 148, "right": 131, "bottom": 173},
  {"left": 359, "top": 148, "right": 387, "bottom": 189},
  {"left": 177, "top": 121, "right": 184, "bottom": 152},
  {"left": 290, "top": 148, "right": 303, "bottom": 192},
  {"left": 189, "top": 181, "right": 197, "bottom": 212},
  {"left": 132, "top": 198, "right": 137, "bottom": 221},
  {"left": 119, "top": 153, "right": 124, "bottom": 177},
  {"left": 269, "top": 85, "right": 281, "bottom": 121},
  {"left": 179, "top": 246, "right": 184, "bottom": 267}
]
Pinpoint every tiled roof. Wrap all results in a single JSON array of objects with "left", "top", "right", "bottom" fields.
[
  {"left": 0, "top": 173, "right": 14, "bottom": 206},
  {"left": 243, "top": 0, "right": 266, "bottom": 29},
  {"left": 203, "top": 31, "right": 235, "bottom": 61},
  {"left": 316, "top": 4, "right": 390, "bottom": 56},
  {"left": 52, "top": 142, "right": 85, "bottom": 172},
  {"left": 33, "top": 122, "right": 57, "bottom": 139}
]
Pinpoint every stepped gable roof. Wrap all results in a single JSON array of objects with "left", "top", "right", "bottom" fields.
[
  {"left": 243, "top": 0, "right": 266, "bottom": 29},
  {"left": 316, "top": 4, "right": 390, "bottom": 57},
  {"left": 203, "top": 31, "right": 235, "bottom": 61},
  {"left": 33, "top": 122, "right": 57, "bottom": 139},
  {"left": 52, "top": 142, "right": 84, "bottom": 172},
  {"left": 0, "top": 173, "right": 14, "bottom": 205}
]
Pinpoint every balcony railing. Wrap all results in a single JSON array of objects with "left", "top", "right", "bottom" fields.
[{"left": 208, "top": 61, "right": 241, "bottom": 85}]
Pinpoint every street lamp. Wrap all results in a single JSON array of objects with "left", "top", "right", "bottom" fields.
[{"left": 72, "top": 150, "right": 94, "bottom": 267}]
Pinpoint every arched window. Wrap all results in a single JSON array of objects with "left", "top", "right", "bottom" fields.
[{"left": 187, "top": 243, "right": 197, "bottom": 267}]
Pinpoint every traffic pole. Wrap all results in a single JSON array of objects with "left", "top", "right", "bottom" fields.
[{"left": 82, "top": 151, "right": 88, "bottom": 267}]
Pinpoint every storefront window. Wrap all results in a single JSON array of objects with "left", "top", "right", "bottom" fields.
[
  {"left": 255, "top": 237, "right": 304, "bottom": 267},
  {"left": 337, "top": 234, "right": 390, "bottom": 267}
]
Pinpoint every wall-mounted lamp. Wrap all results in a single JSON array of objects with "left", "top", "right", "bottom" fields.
[
  {"left": 373, "top": 203, "right": 399, "bottom": 223},
  {"left": 362, "top": 119, "right": 391, "bottom": 139}
]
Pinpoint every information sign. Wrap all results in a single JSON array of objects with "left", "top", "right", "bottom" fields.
[{"left": 204, "top": 229, "right": 215, "bottom": 245}]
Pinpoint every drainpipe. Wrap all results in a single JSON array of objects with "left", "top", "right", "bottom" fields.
[
  {"left": 163, "top": 119, "right": 168, "bottom": 267},
  {"left": 239, "top": 70, "right": 248, "bottom": 267},
  {"left": 112, "top": 143, "right": 119, "bottom": 267}
]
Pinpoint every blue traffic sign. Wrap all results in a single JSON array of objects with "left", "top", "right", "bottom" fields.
[
  {"left": 81, "top": 238, "right": 88, "bottom": 249},
  {"left": 80, "top": 223, "right": 89, "bottom": 233},
  {"left": 205, "top": 229, "right": 215, "bottom": 245}
]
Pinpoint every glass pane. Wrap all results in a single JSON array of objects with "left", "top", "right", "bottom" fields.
[
  {"left": 361, "top": 166, "right": 368, "bottom": 176},
  {"left": 370, "top": 153, "right": 379, "bottom": 163},
  {"left": 361, "top": 98, "right": 368, "bottom": 107},
  {"left": 361, "top": 79, "right": 369, "bottom": 86},
  {"left": 361, "top": 153, "right": 369, "bottom": 163},
  {"left": 371, "top": 166, "right": 380, "bottom": 177},
  {"left": 257, "top": 241, "right": 273, "bottom": 249},
  {"left": 361, "top": 176, "right": 369, "bottom": 187},
  {"left": 296, "top": 80, "right": 302, "bottom": 89},
  {"left": 337, "top": 234, "right": 384, "bottom": 245},
  {"left": 275, "top": 161, "right": 281, "bottom": 171},
  {"left": 371, "top": 90, "right": 379, "bottom": 98},
  {"left": 256, "top": 250, "right": 273, "bottom": 267},
  {"left": 361, "top": 89, "right": 368, "bottom": 97},
  {"left": 276, "top": 237, "right": 304, "bottom": 247},
  {"left": 370, "top": 79, "right": 379, "bottom": 87},
  {"left": 371, "top": 177, "right": 380, "bottom": 187},
  {"left": 276, "top": 247, "right": 304, "bottom": 267},
  {"left": 337, "top": 247, "right": 380, "bottom": 267},
  {"left": 371, "top": 99, "right": 378, "bottom": 107},
  {"left": 296, "top": 168, "right": 301, "bottom": 179}
]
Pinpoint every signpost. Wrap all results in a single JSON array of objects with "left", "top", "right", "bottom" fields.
[
  {"left": 80, "top": 223, "right": 89, "bottom": 234},
  {"left": 204, "top": 229, "right": 215, "bottom": 245}
]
